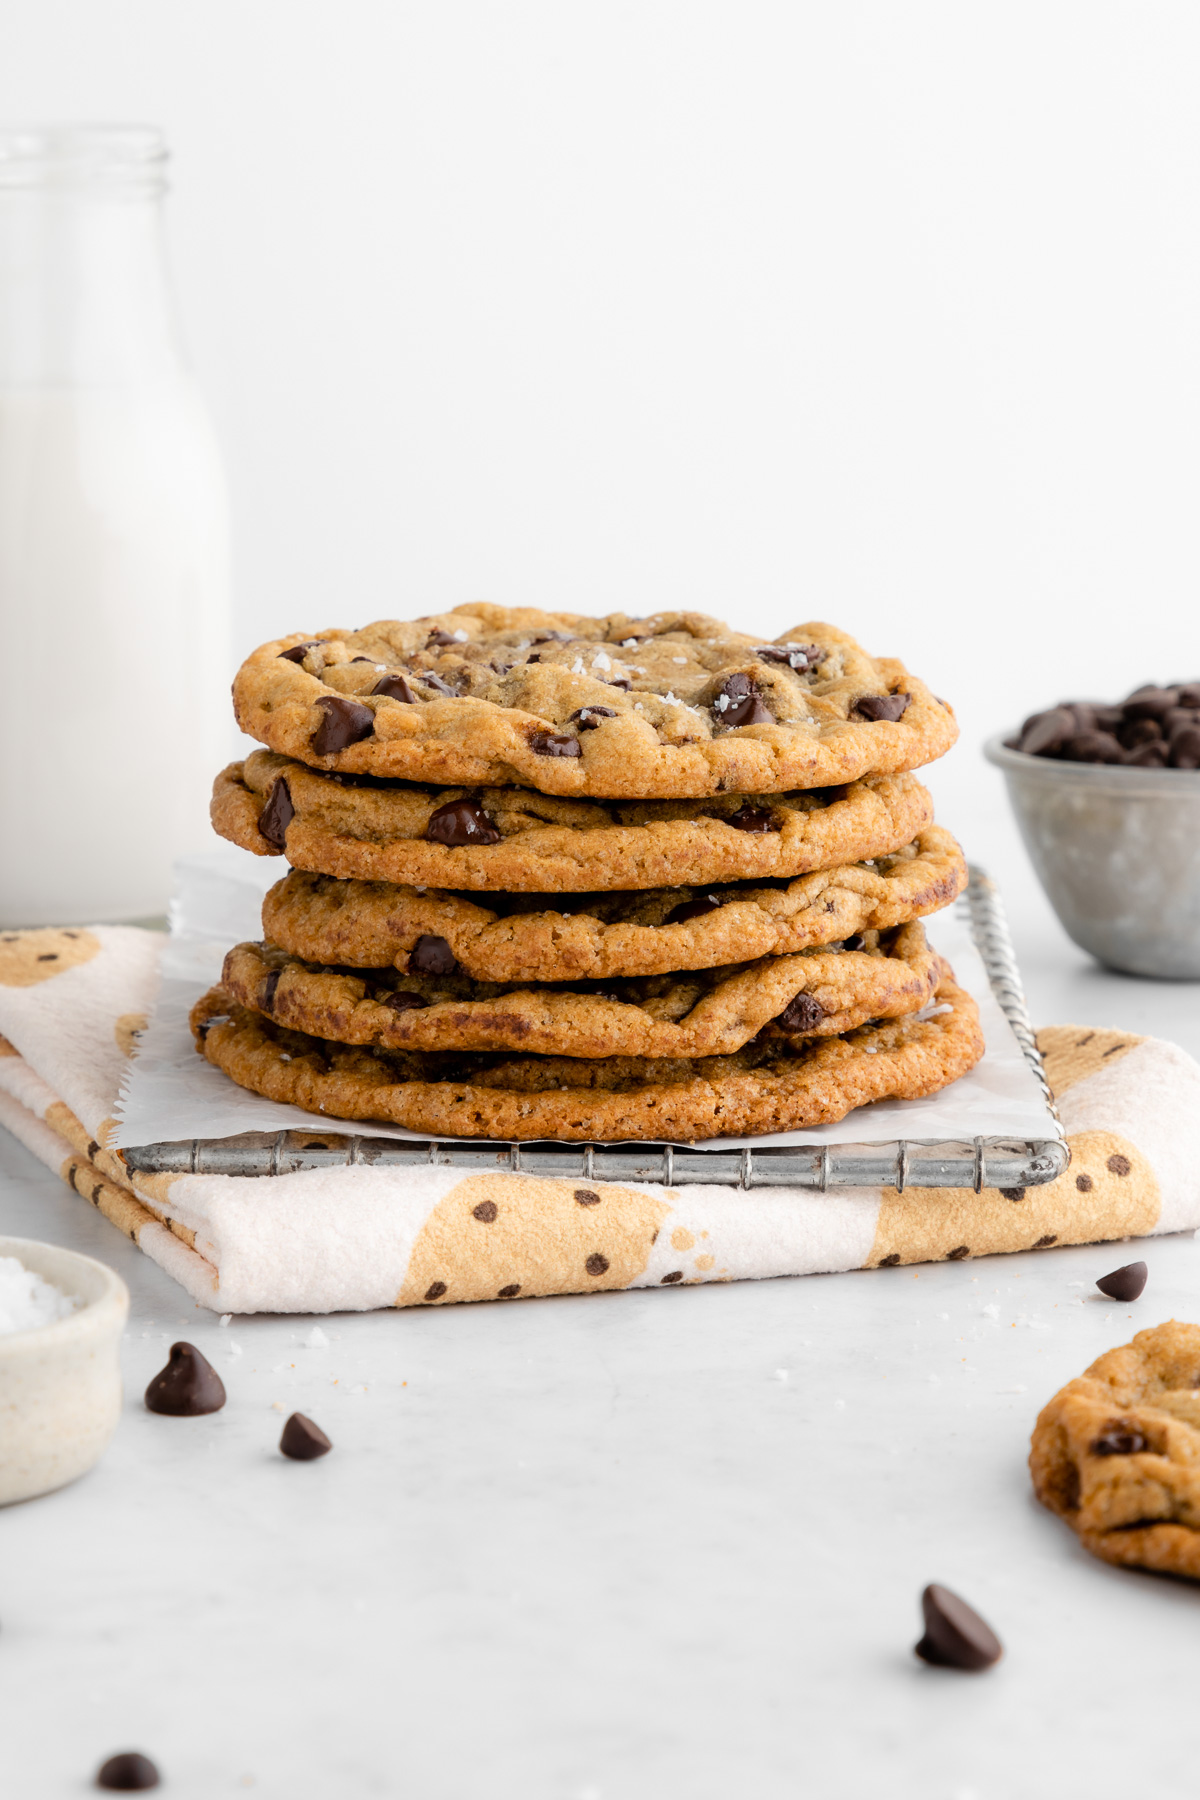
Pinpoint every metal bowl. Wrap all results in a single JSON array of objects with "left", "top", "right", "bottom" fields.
[{"left": 984, "top": 735, "right": 1200, "bottom": 979}]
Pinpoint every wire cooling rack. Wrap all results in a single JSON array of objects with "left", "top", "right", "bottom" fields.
[{"left": 122, "top": 867, "right": 1068, "bottom": 1192}]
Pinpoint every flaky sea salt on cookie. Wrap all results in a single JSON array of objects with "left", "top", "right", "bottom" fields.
[{"left": 231, "top": 606, "right": 957, "bottom": 799}]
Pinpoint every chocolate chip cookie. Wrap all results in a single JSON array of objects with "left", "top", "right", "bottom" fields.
[
  {"left": 189, "top": 972, "right": 982, "bottom": 1142},
  {"left": 1031, "top": 1321, "right": 1200, "bottom": 1579},
  {"left": 261, "top": 828, "right": 966, "bottom": 982},
  {"left": 216, "top": 921, "right": 944, "bottom": 1060},
  {"left": 231, "top": 607, "right": 957, "bottom": 798},
  {"left": 212, "top": 753, "right": 935, "bottom": 893}
]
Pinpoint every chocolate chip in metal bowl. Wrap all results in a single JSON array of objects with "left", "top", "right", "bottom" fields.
[{"left": 986, "top": 677, "right": 1200, "bottom": 977}]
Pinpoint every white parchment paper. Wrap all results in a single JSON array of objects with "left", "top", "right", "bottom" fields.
[{"left": 114, "top": 848, "right": 1058, "bottom": 1150}]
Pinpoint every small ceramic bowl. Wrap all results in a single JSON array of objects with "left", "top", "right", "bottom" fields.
[
  {"left": 0, "top": 1235, "right": 129, "bottom": 1505},
  {"left": 985, "top": 735, "right": 1200, "bottom": 977}
]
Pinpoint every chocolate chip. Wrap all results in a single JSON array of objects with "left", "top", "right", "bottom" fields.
[
  {"left": 854, "top": 693, "right": 911, "bottom": 723},
  {"left": 1170, "top": 725, "right": 1200, "bottom": 768},
  {"left": 498, "top": 1283, "right": 521, "bottom": 1298},
  {"left": 1096, "top": 1260, "right": 1147, "bottom": 1302},
  {"left": 424, "top": 1281, "right": 447, "bottom": 1302},
  {"left": 666, "top": 893, "right": 723, "bottom": 924},
  {"left": 260, "top": 969, "right": 281, "bottom": 1013},
  {"left": 713, "top": 673, "right": 772, "bottom": 727},
  {"left": 607, "top": 674, "right": 633, "bottom": 690},
  {"left": 310, "top": 694, "right": 376, "bottom": 755},
  {"left": 574, "top": 1188, "right": 602, "bottom": 1206},
  {"left": 1118, "top": 716, "right": 1162, "bottom": 749},
  {"left": 1018, "top": 709, "right": 1075, "bottom": 755},
  {"left": 409, "top": 933, "right": 459, "bottom": 974},
  {"left": 661, "top": 1270, "right": 683, "bottom": 1284},
  {"left": 1061, "top": 730, "right": 1124, "bottom": 763},
  {"left": 144, "top": 1342, "right": 226, "bottom": 1416},
  {"left": 585, "top": 1253, "right": 609, "bottom": 1276},
  {"left": 529, "top": 731, "right": 583, "bottom": 757},
  {"left": 372, "top": 672, "right": 419, "bottom": 703},
  {"left": 257, "top": 778, "right": 295, "bottom": 850},
  {"left": 1177, "top": 682, "right": 1200, "bottom": 708},
  {"left": 278, "top": 639, "right": 323, "bottom": 664},
  {"left": 1126, "top": 740, "right": 1171, "bottom": 767},
  {"left": 568, "top": 706, "right": 617, "bottom": 731},
  {"left": 425, "top": 798, "right": 501, "bottom": 847},
  {"left": 756, "top": 642, "right": 822, "bottom": 670},
  {"left": 778, "top": 993, "right": 826, "bottom": 1032},
  {"left": 1123, "top": 685, "right": 1179, "bottom": 719},
  {"left": 422, "top": 672, "right": 457, "bottom": 696},
  {"left": 1106, "top": 1153, "right": 1132, "bottom": 1176},
  {"left": 379, "top": 990, "right": 428, "bottom": 1012},
  {"left": 725, "top": 804, "right": 778, "bottom": 833},
  {"left": 425, "top": 628, "right": 460, "bottom": 646},
  {"left": 472, "top": 1200, "right": 499, "bottom": 1223},
  {"left": 914, "top": 1584, "right": 1002, "bottom": 1671},
  {"left": 279, "top": 1412, "right": 333, "bottom": 1460},
  {"left": 1075, "top": 1172, "right": 1093, "bottom": 1191},
  {"left": 1091, "top": 1422, "right": 1147, "bottom": 1456},
  {"left": 350, "top": 655, "right": 374, "bottom": 663},
  {"left": 96, "top": 1751, "right": 161, "bottom": 1790}
]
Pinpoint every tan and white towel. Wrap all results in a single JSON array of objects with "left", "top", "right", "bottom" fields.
[{"left": 1, "top": 925, "right": 1198, "bottom": 1315}]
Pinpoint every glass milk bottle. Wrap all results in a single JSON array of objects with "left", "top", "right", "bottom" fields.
[{"left": 0, "top": 125, "right": 230, "bottom": 925}]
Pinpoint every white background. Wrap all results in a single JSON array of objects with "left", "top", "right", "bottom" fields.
[{"left": 5, "top": 0, "right": 1199, "bottom": 829}]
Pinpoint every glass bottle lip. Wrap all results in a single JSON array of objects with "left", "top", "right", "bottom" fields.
[{"left": 0, "top": 125, "right": 168, "bottom": 193}]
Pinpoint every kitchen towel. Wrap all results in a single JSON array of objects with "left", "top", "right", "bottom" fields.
[{"left": 1, "top": 924, "right": 1198, "bottom": 1315}]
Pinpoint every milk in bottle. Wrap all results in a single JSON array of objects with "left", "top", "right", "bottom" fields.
[{"left": 0, "top": 126, "right": 231, "bottom": 925}]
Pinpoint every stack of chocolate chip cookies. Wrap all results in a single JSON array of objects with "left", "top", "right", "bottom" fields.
[{"left": 194, "top": 606, "right": 983, "bottom": 1141}]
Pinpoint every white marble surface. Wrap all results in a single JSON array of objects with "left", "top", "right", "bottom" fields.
[{"left": 3, "top": 777, "right": 1200, "bottom": 1800}]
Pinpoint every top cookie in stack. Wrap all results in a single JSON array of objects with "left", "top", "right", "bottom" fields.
[
  {"left": 229, "top": 605, "right": 957, "bottom": 796},
  {"left": 196, "top": 606, "right": 981, "bottom": 1141}
]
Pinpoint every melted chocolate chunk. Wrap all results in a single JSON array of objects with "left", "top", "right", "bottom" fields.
[
  {"left": 310, "top": 695, "right": 376, "bottom": 755},
  {"left": 778, "top": 992, "right": 826, "bottom": 1033},
  {"left": 755, "top": 642, "right": 822, "bottom": 671},
  {"left": 725, "top": 804, "right": 779, "bottom": 833},
  {"left": 144, "top": 1342, "right": 226, "bottom": 1417},
  {"left": 1092, "top": 1423, "right": 1147, "bottom": 1456},
  {"left": 569, "top": 706, "right": 618, "bottom": 731},
  {"left": 409, "top": 933, "right": 459, "bottom": 975},
  {"left": 914, "top": 1584, "right": 1003, "bottom": 1671},
  {"left": 278, "top": 640, "right": 324, "bottom": 664},
  {"left": 279, "top": 1412, "right": 333, "bottom": 1460},
  {"left": 1095, "top": 1260, "right": 1147, "bottom": 1302},
  {"left": 96, "top": 1751, "right": 161, "bottom": 1791},
  {"left": 529, "top": 731, "right": 583, "bottom": 758},
  {"left": 425, "top": 628, "right": 462, "bottom": 647},
  {"left": 378, "top": 990, "right": 429, "bottom": 1012},
  {"left": 425, "top": 798, "right": 501, "bottom": 847},
  {"left": 260, "top": 969, "right": 281, "bottom": 1013},
  {"left": 854, "top": 693, "right": 911, "bottom": 723},
  {"left": 607, "top": 674, "right": 633, "bottom": 691},
  {"left": 842, "top": 934, "right": 866, "bottom": 951},
  {"left": 422, "top": 672, "right": 457, "bottom": 696},
  {"left": 712, "top": 672, "right": 771, "bottom": 728},
  {"left": 372, "top": 672, "right": 419, "bottom": 703},
  {"left": 257, "top": 777, "right": 295, "bottom": 850},
  {"left": 666, "top": 893, "right": 723, "bottom": 924}
]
